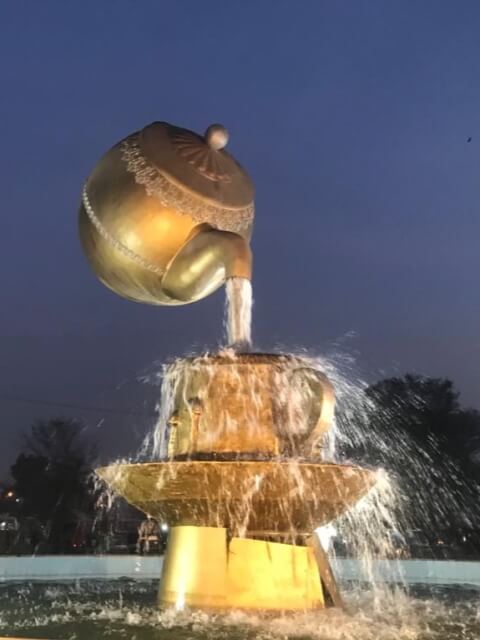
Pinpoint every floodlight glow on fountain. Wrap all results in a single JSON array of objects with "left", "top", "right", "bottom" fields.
[{"left": 80, "top": 120, "right": 377, "bottom": 611}]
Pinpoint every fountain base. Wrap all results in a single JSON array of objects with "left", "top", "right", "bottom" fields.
[{"left": 159, "top": 526, "right": 324, "bottom": 611}]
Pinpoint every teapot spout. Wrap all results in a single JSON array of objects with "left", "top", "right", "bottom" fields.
[
  {"left": 222, "top": 231, "right": 252, "bottom": 281},
  {"left": 161, "top": 227, "right": 252, "bottom": 303}
]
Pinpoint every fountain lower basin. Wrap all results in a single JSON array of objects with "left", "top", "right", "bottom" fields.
[{"left": 97, "top": 460, "right": 377, "bottom": 535}]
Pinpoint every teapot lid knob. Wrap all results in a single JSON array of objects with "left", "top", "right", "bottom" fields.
[{"left": 205, "top": 124, "right": 229, "bottom": 150}]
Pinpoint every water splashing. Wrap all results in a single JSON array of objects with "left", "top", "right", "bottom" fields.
[{"left": 1, "top": 580, "right": 479, "bottom": 639}]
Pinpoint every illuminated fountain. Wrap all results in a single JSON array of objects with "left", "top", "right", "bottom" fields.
[{"left": 79, "top": 119, "right": 377, "bottom": 611}]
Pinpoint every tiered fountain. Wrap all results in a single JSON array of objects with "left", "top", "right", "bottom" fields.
[{"left": 80, "top": 120, "right": 377, "bottom": 611}]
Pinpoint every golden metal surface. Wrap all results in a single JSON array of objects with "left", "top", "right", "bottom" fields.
[
  {"left": 166, "top": 353, "right": 335, "bottom": 458},
  {"left": 97, "top": 460, "right": 376, "bottom": 535},
  {"left": 159, "top": 526, "right": 324, "bottom": 611},
  {"left": 79, "top": 121, "right": 254, "bottom": 305}
]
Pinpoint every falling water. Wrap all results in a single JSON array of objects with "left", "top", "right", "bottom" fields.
[{"left": 224, "top": 277, "right": 253, "bottom": 348}]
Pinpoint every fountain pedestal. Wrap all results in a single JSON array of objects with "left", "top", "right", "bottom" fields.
[{"left": 159, "top": 526, "right": 323, "bottom": 610}]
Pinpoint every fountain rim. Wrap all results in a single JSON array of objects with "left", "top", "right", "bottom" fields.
[
  {"left": 171, "top": 351, "right": 311, "bottom": 367},
  {"left": 96, "top": 459, "right": 379, "bottom": 476}
]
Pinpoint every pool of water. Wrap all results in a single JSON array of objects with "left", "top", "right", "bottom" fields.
[{"left": 0, "top": 580, "right": 478, "bottom": 639}]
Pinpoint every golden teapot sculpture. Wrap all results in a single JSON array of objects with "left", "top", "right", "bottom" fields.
[
  {"left": 84, "top": 117, "right": 377, "bottom": 612},
  {"left": 79, "top": 122, "right": 253, "bottom": 305}
]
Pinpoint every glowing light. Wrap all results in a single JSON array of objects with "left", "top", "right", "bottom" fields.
[
  {"left": 315, "top": 523, "right": 337, "bottom": 552},
  {"left": 175, "top": 585, "right": 185, "bottom": 611},
  {"left": 254, "top": 474, "right": 263, "bottom": 490}
]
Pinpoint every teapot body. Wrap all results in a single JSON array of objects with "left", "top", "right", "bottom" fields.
[{"left": 79, "top": 123, "right": 254, "bottom": 305}]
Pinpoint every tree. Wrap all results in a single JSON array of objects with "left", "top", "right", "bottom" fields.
[
  {"left": 11, "top": 418, "right": 97, "bottom": 553},
  {"left": 344, "top": 374, "right": 480, "bottom": 540},
  {"left": 364, "top": 374, "right": 480, "bottom": 475}
]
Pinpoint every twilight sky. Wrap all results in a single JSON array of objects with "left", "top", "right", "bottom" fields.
[{"left": 1, "top": 1, "right": 479, "bottom": 474}]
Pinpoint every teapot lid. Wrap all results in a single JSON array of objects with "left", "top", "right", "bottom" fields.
[{"left": 120, "top": 121, "right": 254, "bottom": 235}]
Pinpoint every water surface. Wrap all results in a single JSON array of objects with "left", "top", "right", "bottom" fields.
[{"left": 0, "top": 580, "right": 478, "bottom": 639}]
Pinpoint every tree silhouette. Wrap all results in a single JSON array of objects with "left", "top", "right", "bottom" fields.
[
  {"left": 346, "top": 374, "right": 480, "bottom": 541},
  {"left": 365, "top": 374, "right": 480, "bottom": 475},
  {"left": 11, "top": 418, "right": 97, "bottom": 553}
]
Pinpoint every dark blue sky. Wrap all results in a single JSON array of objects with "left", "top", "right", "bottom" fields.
[{"left": 1, "top": 1, "right": 479, "bottom": 473}]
